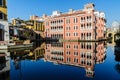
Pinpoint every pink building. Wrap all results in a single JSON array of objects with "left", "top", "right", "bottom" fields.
[{"left": 44, "top": 3, "right": 106, "bottom": 41}]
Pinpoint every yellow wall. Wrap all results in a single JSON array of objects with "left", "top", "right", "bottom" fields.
[
  {"left": 0, "top": 7, "right": 7, "bottom": 15},
  {"left": 26, "top": 25, "right": 32, "bottom": 29},
  {"left": 0, "top": 0, "right": 7, "bottom": 20},
  {"left": 26, "top": 20, "right": 44, "bottom": 32},
  {"left": 12, "top": 19, "right": 17, "bottom": 26},
  {"left": 12, "top": 19, "right": 44, "bottom": 32},
  {"left": 35, "top": 21, "right": 44, "bottom": 32}
]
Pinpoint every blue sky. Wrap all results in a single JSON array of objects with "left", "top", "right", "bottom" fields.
[{"left": 7, "top": 0, "right": 120, "bottom": 26}]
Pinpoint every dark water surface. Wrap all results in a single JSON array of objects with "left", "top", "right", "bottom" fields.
[{"left": 1, "top": 42, "right": 120, "bottom": 80}]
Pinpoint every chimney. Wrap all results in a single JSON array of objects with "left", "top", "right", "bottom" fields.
[
  {"left": 42, "top": 14, "right": 47, "bottom": 19},
  {"left": 69, "top": 9, "right": 74, "bottom": 13},
  {"left": 84, "top": 3, "right": 95, "bottom": 11}
]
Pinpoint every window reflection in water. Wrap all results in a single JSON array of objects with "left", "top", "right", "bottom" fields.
[{"left": 44, "top": 42, "right": 107, "bottom": 78}]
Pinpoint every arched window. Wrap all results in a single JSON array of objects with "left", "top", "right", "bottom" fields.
[{"left": 87, "top": 33, "right": 89, "bottom": 37}]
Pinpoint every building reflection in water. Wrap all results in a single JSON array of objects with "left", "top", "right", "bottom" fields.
[
  {"left": 10, "top": 42, "right": 45, "bottom": 70},
  {"left": 10, "top": 41, "right": 106, "bottom": 78},
  {"left": 0, "top": 51, "right": 10, "bottom": 80},
  {"left": 114, "top": 43, "right": 120, "bottom": 74},
  {"left": 44, "top": 42, "right": 107, "bottom": 78}
]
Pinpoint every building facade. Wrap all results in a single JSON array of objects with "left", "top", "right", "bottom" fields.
[
  {"left": 0, "top": 0, "right": 9, "bottom": 44},
  {"left": 25, "top": 20, "right": 44, "bottom": 32},
  {"left": 10, "top": 17, "right": 45, "bottom": 41},
  {"left": 23, "top": 19, "right": 45, "bottom": 39},
  {"left": 11, "top": 17, "right": 44, "bottom": 32},
  {"left": 44, "top": 3, "right": 106, "bottom": 41}
]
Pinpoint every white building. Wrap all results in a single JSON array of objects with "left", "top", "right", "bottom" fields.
[
  {"left": 111, "top": 21, "right": 120, "bottom": 32},
  {"left": 0, "top": 0, "right": 9, "bottom": 45},
  {"left": 0, "top": 21, "right": 9, "bottom": 43}
]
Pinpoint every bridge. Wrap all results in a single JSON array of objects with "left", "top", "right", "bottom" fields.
[
  {"left": 107, "top": 29, "right": 116, "bottom": 44},
  {"left": 107, "top": 29, "right": 120, "bottom": 44}
]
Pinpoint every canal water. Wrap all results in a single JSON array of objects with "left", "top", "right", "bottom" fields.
[{"left": 0, "top": 42, "right": 120, "bottom": 80}]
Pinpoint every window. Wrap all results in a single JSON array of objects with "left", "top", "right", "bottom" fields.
[
  {"left": 87, "top": 43, "right": 92, "bottom": 49},
  {"left": 74, "top": 52, "right": 78, "bottom": 56},
  {"left": 81, "top": 33, "right": 84, "bottom": 39},
  {"left": 66, "top": 26, "right": 70, "bottom": 30},
  {"left": 74, "top": 32, "right": 78, "bottom": 36},
  {"left": 87, "top": 16, "right": 92, "bottom": 22},
  {"left": 84, "top": 24, "right": 85, "bottom": 29},
  {"left": 0, "top": 0, "right": 3, "bottom": 6},
  {"left": 87, "top": 23, "right": 89, "bottom": 29},
  {"left": 74, "top": 17, "right": 78, "bottom": 23},
  {"left": 66, "top": 19, "right": 70, "bottom": 24},
  {"left": 74, "top": 26, "right": 78, "bottom": 30},
  {"left": 87, "top": 61, "right": 92, "bottom": 66},
  {"left": 66, "top": 33, "right": 68, "bottom": 36},
  {"left": 81, "top": 17, "right": 83, "bottom": 22},
  {"left": 87, "top": 71, "right": 93, "bottom": 75},
  {"left": 89, "top": 33, "right": 92, "bottom": 39},
  {"left": 51, "top": 21, "right": 53, "bottom": 26},
  {"left": 74, "top": 58, "right": 78, "bottom": 63},
  {"left": 81, "top": 43, "right": 84, "bottom": 49},
  {"left": 74, "top": 33, "right": 75, "bottom": 36},
  {"left": 66, "top": 32, "right": 70, "bottom": 36},
  {"left": 66, "top": 44, "right": 70, "bottom": 48},
  {"left": 81, "top": 24, "right": 85, "bottom": 29},
  {"left": 74, "top": 45, "right": 78, "bottom": 49},
  {"left": 89, "top": 23, "right": 92, "bottom": 29},
  {"left": 81, "top": 17, "right": 85, "bottom": 22},
  {"left": 0, "top": 13, "right": 3, "bottom": 19},
  {"left": 81, "top": 24, "right": 83, "bottom": 29},
  {"left": 67, "top": 51, "right": 70, "bottom": 55},
  {"left": 86, "top": 33, "right": 92, "bottom": 40},
  {"left": 67, "top": 57, "right": 71, "bottom": 62},
  {"left": 81, "top": 52, "right": 86, "bottom": 58},
  {"left": 81, "top": 60, "right": 86, "bottom": 64},
  {"left": 87, "top": 23, "right": 92, "bottom": 29},
  {"left": 81, "top": 33, "right": 85, "bottom": 40},
  {"left": 87, "top": 54, "right": 92, "bottom": 59}
]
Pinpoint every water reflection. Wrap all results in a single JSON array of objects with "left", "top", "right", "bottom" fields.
[
  {"left": 114, "top": 43, "right": 120, "bottom": 74},
  {"left": 0, "top": 51, "right": 10, "bottom": 80},
  {"left": 45, "top": 42, "right": 107, "bottom": 78},
  {"left": 10, "top": 42, "right": 45, "bottom": 69},
  {"left": 9, "top": 41, "right": 108, "bottom": 80}
]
